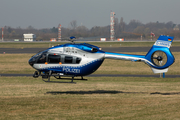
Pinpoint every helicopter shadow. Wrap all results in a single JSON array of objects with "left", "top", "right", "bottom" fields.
[
  {"left": 150, "top": 92, "right": 180, "bottom": 95},
  {"left": 45, "top": 90, "right": 180, "bottom": 95},
  {"left": 45, "top": 90, "right": 145, "bottom": 95}
]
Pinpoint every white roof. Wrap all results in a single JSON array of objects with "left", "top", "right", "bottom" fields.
[{"left": 23, "top": 34, "right": 36, "bottom": 38}]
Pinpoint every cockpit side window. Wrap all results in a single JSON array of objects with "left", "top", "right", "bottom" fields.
[
  {"left": 37, "top": 52, "right": 47, "bottom": 63},
  {"left": 76, "top": 57, "right": 81, "bottom": 64},
  {"left": 48, "top": 54, "right": 61, "bottom": 63}
]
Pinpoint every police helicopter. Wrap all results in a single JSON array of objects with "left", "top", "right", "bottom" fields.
[{"left": 29, "top": 35, "right": 175, "bottom": 83}]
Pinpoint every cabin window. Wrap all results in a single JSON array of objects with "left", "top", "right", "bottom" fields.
[
  {"left": 65, "top": 56, "right": 73, "bottom": 63},
  {"left": 76, "top": 57, "right": 81, "bottom": 64},
  {"left": 48, "top": 54, "right": 61, "bottom": 63}
]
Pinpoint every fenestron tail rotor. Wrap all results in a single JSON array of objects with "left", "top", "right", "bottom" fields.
[{"left": 151, "top": 51, "right": 167, "bottom": 67}]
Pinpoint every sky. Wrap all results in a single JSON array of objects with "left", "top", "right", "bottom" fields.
[{"left": 0, "top": 0, "right": 180, "bottom": 29}]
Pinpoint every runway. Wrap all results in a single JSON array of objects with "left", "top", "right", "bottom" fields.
[
  {"left": 0, "top": 74, "right": 180, "bottom": 78},
  {"left": 0, "top": 46, "right": 180, "bottom": 54}
]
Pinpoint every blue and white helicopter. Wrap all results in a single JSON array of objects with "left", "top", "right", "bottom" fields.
[{"left": 29, "top": 35, "right": 175, "bottom": 83}]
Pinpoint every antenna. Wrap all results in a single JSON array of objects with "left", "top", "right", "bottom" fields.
[
  {"left": 110, "top": 12, "right": 115, "bottom": 41},
  {"left": 69, "top": 36, "right": 76, "bottom": 44}
]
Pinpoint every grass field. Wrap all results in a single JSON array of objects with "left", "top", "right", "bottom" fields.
[
  {"left": 0, "top": 42, "right": 179, "bottom": 119},
  {"left": 0, "top": 76, "right": 180, "bottom": 120},
  {"left": 0, "top": 41, "right": 180, "bottom": 48},
  {"left": 0, "top": 52, "right": 179, "bottom": 75}
]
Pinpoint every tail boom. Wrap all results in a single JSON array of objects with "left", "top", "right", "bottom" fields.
[
  {"left": 105, "top": 52, "right": 146, "bottom": 62},
  {"left": 104, "top": 52, "right": 155, "bottom": 67}
]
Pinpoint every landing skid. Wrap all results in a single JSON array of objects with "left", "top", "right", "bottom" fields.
[
  {"left": 54, "top": 76, "right": 87, "bottom": 80},
  {"left": 42, "top": 79, "right": 77, "bottom": 84},
  {"left": 42, "top": 75, "right": 87, "bottom": 84},
  {"left": 33, "top": 71, "right": 87, "bottom": 83}
]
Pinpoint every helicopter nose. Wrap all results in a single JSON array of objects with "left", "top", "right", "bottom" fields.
[{"left": 29, "top": 57, "right": 35, "bottom": 66}]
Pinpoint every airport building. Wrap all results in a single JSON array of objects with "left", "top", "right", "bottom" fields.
[{"left": 23, "top": 33, "right": 36, "bottom": 41}]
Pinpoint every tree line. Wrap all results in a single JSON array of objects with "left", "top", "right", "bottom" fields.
[{"left": 1, "top": 18, "right": 180, "bottom": 41}]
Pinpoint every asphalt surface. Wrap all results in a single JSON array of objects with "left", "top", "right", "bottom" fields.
[{"left": 0, "top": 46, "right": 180, "bottom": 54}]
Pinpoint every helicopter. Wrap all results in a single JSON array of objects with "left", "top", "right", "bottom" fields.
[{"left": 29, "top": 35, "right": 175, "bottom": 83}]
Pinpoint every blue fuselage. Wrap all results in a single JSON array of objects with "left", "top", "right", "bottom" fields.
[{"left": 29, "top": 43, "right": 105, "bottom": 76}]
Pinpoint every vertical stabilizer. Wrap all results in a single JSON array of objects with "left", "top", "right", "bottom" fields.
[{"left": 153, "top": 35, "right": 173, "bottom": 48}]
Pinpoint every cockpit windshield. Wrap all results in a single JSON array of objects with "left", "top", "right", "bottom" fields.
[
  {"left": 37, "top": 52, "right": 47, "bottom": 63},
  {"left": 33, "top": 51, "right": 45, "bottom": 59},
  {"left": 29, "top": 50, "right": 47, "bottom": 66}
]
